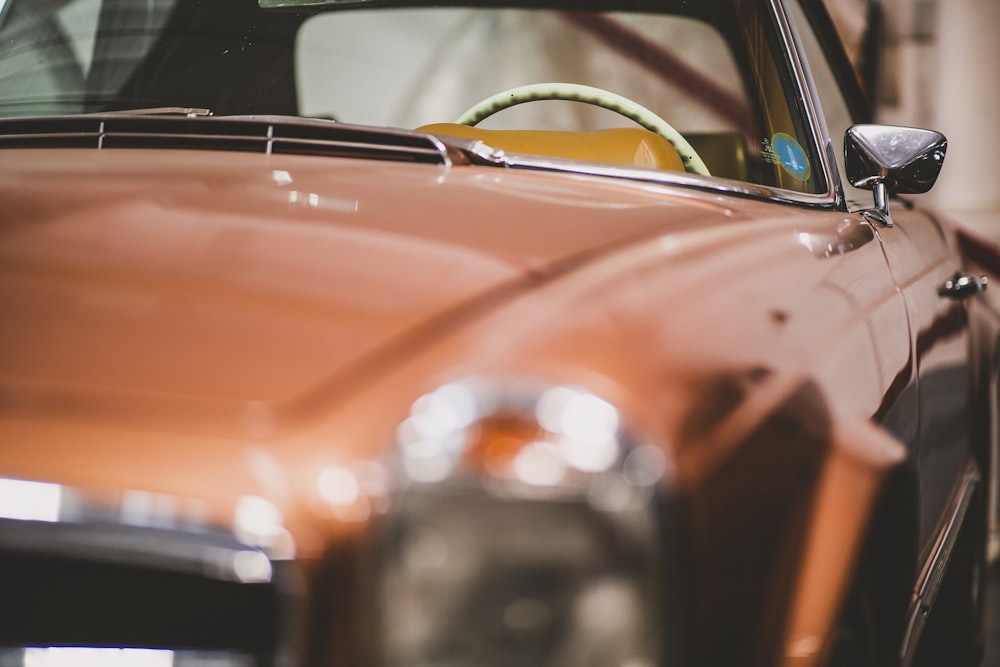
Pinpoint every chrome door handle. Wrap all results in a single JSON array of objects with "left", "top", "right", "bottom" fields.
[{"left": 937, "top": 272, "right": 988, "bottom": 299}]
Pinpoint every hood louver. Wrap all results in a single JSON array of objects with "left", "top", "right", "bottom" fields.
[{"left": 0, "top": 115, "right": 452, "bottom": 165}]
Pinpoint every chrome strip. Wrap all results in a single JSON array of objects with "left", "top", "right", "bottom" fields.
[
  {"left": 438, "top": 133, "right": 835, "bottom": 207},
  {"left": 422, "top": 132, "right": 455, "bottom": 169},
  {"left": 991, "top": 367, "right": 1000, "bottom": 562},
  {"left": 0, "top": 476, "right": 278, "bottom": 584},
  {"left": 0, "top": 518, "right": 274, "bottom": 584},
  {"left": 0, "top": 129, "right": 439, "bottom": 153},
  {"left": 478, "top": 149, "right": 837, "bottom": 209},
  {"left": 899, "top": 459, "right": 981, "bottom": 667},
  {"left": 0, "top": 475, "right": 296, "bottom": 665}
]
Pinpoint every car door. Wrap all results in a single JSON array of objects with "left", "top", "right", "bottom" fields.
[
  {"left": 788, "top": 0, "right": 978, "bottom": 556},
  {"left": 879, "top": 208, "right": 977, "bottom": 547}
]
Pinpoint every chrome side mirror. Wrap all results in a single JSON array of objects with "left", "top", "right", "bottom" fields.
[{"left": 845, "top": 124, "right": 947, "bottom": 227}]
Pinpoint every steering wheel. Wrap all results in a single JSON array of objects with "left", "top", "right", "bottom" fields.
[{"left": 456, "top": 83, "right": 711, "bottom": 176}]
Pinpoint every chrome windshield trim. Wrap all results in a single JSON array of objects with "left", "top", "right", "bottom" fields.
[
  {"left": 440, "top": 135, "right": 838, "bottom": 209},
  {"left": 899, "top": 459, "right": 981, "bottom": 667},
  {"left": 770, "top": 0, "right": 843, "bottom": 208},
  {"left": 505, "top": 154, "right": 837, "bottom": 207}
]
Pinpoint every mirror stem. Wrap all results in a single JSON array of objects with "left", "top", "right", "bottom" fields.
[{"left": 863, "top": 181, "right": 893, "bottom": 228}]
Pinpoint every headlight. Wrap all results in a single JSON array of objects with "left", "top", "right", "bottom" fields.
[{"left": 373, "top": 378, "right": 676, "bottom": 667}]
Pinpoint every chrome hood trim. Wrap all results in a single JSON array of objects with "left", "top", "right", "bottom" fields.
[{"left": 0, "top": 115, "right": 453, "bottom": 166}]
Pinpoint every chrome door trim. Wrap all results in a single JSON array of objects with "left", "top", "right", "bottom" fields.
[
  {"left": 770, "top": 0, "right": 845, "bottom": 208},
  {"left": 899, "top": 459, "right": 981, "bottom": 667}
]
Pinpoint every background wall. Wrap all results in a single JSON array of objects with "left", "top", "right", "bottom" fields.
[{"left": 878, "top": 0, "right": 1000, "bottom": 222}]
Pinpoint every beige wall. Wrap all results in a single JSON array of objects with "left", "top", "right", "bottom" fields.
[{"left": 879, "top": 0, "right": 1000, "bottom": 214}]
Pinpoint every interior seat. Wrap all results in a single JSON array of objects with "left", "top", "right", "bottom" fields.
[{"left": 416, "top": 123, "right": 685, "bottom": 171}]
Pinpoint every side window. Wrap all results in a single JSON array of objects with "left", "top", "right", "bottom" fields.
[
  {"left": 788, "top": 1, "right": 871, "bottom": 206},
  {"left": 737, "top": 0, "right": 827, "bottom": 195}
]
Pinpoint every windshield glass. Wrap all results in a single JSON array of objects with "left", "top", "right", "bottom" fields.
[{"left": 0, "top": 0, "right": 827, "bottom": 195}]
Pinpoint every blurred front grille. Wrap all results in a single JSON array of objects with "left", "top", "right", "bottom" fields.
[{"left": 0, "top": 483, "right": 288, "bottom": 667}]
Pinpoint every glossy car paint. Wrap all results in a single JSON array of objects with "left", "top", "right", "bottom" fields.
[
  {"left": 0, "top": 0, "right": 993, "bottom": 665},
  {"left": 0, "top": 136, "right": 956, "bottom": 665}
]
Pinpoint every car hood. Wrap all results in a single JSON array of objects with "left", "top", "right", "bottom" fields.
[{"left": 0, "top": 147, "right": 734, "bottom": 429}]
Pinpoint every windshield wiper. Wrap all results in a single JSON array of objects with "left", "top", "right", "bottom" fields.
[{"left": 102, "top": 107, "right": 213, "bottom": 117}]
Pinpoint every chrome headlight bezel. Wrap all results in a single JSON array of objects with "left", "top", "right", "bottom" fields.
[{"left": 370, "top": 377, "right": 681, "bottom": 667}]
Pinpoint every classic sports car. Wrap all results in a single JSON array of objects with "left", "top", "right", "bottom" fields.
[{"left": 0, "top": 0, "right": 994, "bottom": 666}]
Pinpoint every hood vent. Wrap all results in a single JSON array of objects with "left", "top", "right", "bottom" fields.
[{"left": 0, "top": 115, "right": 451, "bottom": 165}]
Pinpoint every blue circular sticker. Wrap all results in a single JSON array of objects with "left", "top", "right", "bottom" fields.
[{"left": 772, "top": 132, "right": 811, "bottom": 181}]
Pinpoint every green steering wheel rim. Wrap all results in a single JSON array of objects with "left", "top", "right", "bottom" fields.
[{"left": 456, "top": 82, "right": 711, "bottom": 176}]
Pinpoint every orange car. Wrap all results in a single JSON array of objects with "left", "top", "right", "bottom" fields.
[{"left": 0, "top": 1, "right": 994, "bottom": 666}]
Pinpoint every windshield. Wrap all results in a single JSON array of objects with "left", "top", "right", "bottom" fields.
[{"left": 0, "top": 0, "right": 827, "bottom": 195}]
